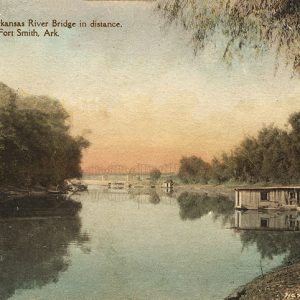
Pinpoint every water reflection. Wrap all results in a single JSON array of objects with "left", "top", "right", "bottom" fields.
[
  {"left": 235, "top": 210, "right": 300, "bottom": 231},
  {"left": 149, "top": 190, "right": 160, "bottom": 205},
  {"left": 0, "top": 196, "right": 88, "bottom": 300},
  {"left": 235, "top": 210, "right": 300, "bottom": 264},
  {"left": 177, "top": 192, "right": 234, "bottom": 225},
  {"left": 0, "top": 195, "right": 82, "bottom": 218}
]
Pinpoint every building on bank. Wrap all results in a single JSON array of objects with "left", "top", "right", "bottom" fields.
[{"left": 235, "top": 187, "right": 300, "bottom": 210}]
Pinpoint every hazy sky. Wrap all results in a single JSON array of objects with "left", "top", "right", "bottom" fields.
[{"left": 1, "top": 0, "right": 300, "bottom": 170}]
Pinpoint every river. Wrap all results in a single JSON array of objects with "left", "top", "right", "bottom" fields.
[{"left": 1, "top": 185, "right": 299, "bottom": 300}]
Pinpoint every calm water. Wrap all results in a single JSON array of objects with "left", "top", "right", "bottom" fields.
[{"left": 1, "top": 185, "right": 299, "bottom": 300}]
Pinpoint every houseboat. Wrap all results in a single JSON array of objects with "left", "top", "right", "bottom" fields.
[{"left": 235, "top": 187, "right": 300, "bottom": 210}]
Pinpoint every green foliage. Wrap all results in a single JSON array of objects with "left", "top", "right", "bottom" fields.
[
  {"left": 149, "top": 168, "right": 162, "bottom": 181},
  {"left": 156, "top": 0, "right": 300, "bottom": 73},
  {"left": 178, "top": 156, "right": 210, "bottom": 183},
  {"left": 0, "top": 83, "right": 89, "bottom": 187},
  {"left": 179, "top": 112, "right": 300, "bottom": 184},
  {"left": 223, "top": 122, "right": 300, "bottom": 183}
]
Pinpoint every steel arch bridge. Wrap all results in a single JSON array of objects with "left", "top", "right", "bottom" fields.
[{"left": 84, "top": 163, "right": 179, "bottom": 175}]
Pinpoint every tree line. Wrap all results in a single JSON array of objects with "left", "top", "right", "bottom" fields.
[
  {"left": 179, "top": 112, "right": 300, "bottom": 184},
  {"left": 0, "top": 83, "right": 89, "bottom": 188}
]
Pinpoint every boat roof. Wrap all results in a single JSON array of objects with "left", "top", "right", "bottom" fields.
[{"left": 235, "top": 186, "right": 300, "bottom": 191}]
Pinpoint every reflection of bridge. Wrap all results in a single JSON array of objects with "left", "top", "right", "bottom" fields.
[
  {"left": 72, "top": 186, "right": 178, "bottom": 205},
  {"left": 84, "top": 163, "right": 179, "bottom": 175}
]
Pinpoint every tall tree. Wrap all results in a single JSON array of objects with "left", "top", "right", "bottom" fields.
[
  {"left": 0, "top": 83, "right": 89, "bottom": 187},
  {"left": 178, "top": 155, "right": 210, "bottom": 183}
]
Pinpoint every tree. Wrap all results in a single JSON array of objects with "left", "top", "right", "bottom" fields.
[
  {"left": 210, "top": 156, "right": 230, "bottom": 183},
  {"left": 157, "top": 0, "right": 300, "bottom": 73},
  {"left": 178, "top": 155, "right": 210, "bottom": 184},
  {"left": 257, "top": 126, "right": 291, "bottom": 182},
  {"left": 215, "top": 112, "right": 300, "bottom": 183},
  {"left": 286, "top": 112, "right": 300, "bottom": 181},
  {"left": 149, "top": 168, "right": 162, "bottom": 181},
  {"left": 289, "top": 112, "right": 300, "bottom": 134},
  {"left": 0, "top": 83, "right": 90, "bottom": 187}
]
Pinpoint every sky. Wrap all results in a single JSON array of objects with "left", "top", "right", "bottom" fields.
[{"left": 0, "top": 0, "right": 300, "bottom": 171}]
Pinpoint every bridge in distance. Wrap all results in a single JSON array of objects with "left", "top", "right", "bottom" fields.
[{"left": 84, "top": 163, "right": 179, "bottom": 176}]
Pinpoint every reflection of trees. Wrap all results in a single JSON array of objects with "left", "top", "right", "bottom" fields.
[
  {"left": 177, "top": 192, "right": 234, "bottom": 225},
  {"left": 149, "top": 190, "right": 161, "bottom": 205},
  {"left": 240, "top": 231, "right": 300, "bottom": 264},
  {"left": 0, "top": 195, "right": 82, "bottom": 218},
  {"left": 0, "top": 196, "right": 88, "bottom": 300}
]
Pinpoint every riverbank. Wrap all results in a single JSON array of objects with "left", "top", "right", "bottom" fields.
[
  {"left": 176, "top": 183, "right": 235, "bottom": 196},
  {"left": 84, "top": 175, "right": 300, "bottom": 193},
  {"left": 226, "top": 262, "right": 300, "bottom": 300},
  {"left": 0, "top": 185, "right": 47, "bottom": 199},
  {"left": 0, "top": 181, "right": 87, "bottom": 200}
]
